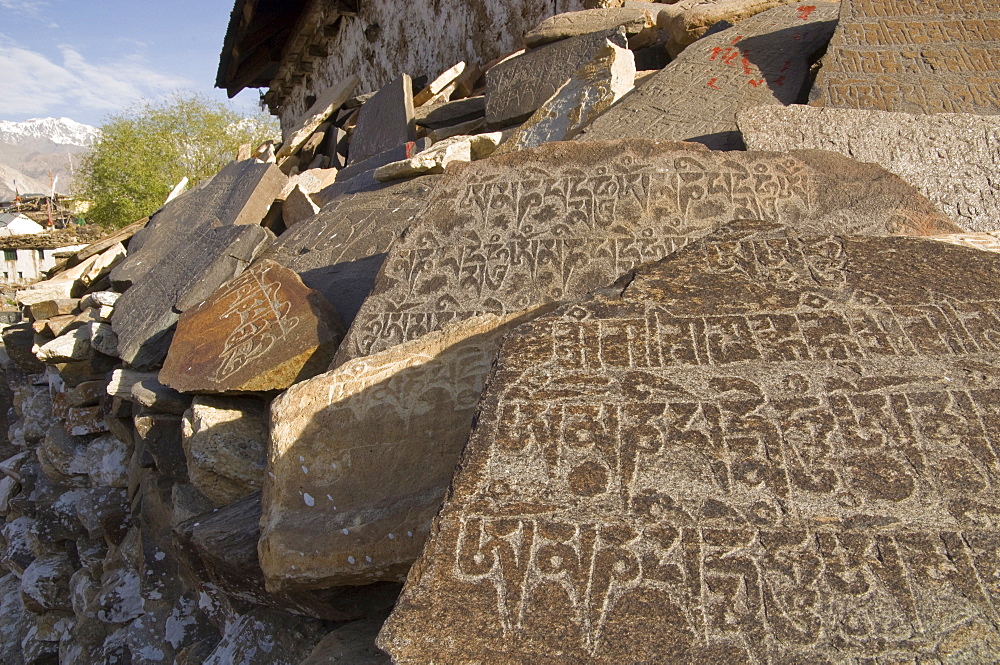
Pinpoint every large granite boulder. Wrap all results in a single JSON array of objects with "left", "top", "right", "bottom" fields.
[
  {"left": 160, "top": 260, "right": 344, "bottom": 393},
  {"left": 110, "top": 159, "right": 285, "bottom": 369},
  {"left": 575, "top": 2, "right": 839, "bottom": 149},
  {"left": 381, "top": 220, "right": 1000, "bottom": 662},
  {"left": 810, "top": 0, "right": 1000, "bottom": 114},
  {"left": 738, "top": 104, "right": 1000, "bottom": 233}
]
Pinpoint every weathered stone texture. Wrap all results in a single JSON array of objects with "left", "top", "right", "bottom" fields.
[
  {"left": 496, "top": 40, "right": 635, "bottom": 155},
  {"left": 810, "top": 0, "right": 1000, "bottom": 114},
  {"left": 658, "top": 0, "right": 826, "bottom": 55},
  {"left": 381, "top": 221, "right": 1000, "bottom": 663},
  {"left": 261, "top": 309, "right": 547, "bottom": 591},
  {"left": 110, "top": 159, "right": 284, "bottom": 369},
  {"left": 524, "top": 6, "right": 657, "bottom": 48},
  {"left": 336, "top": 139, "right": 959, "bottom": 365},
  {"left": 486, "top": 28, "right": 629, "bottom": 127},
  {"left": 738, "top": 104, "right": 1000, "bottom": 232},
  {"left": 348, "top": 75, "right": 416, "bottom": 165},
  {"left": 576, "top": 2, "right": 839, "bottom": 149},
  {"left": 160, "top": 260, "right": 344, "bottom": 393},
  {"left": 276, "top": 0, "right": 587, "bottom": 133},
  {"left": 258, "top": 176, "right": 440, "bottom": 328}
]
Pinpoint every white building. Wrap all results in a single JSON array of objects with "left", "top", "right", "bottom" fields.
[
  {"left": 0, "top": 235, "right": 87, "bottom": 286},
  {"left": 0, "top": 212, "right": 45, "bottom": 237}
]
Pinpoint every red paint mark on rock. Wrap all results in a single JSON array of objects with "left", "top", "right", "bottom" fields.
[
  {"left": 797, "top": 5, "right": 816, "bottom": 20},
  {"left": 707, "top": 78, "right": 721, "bottom": 90}
]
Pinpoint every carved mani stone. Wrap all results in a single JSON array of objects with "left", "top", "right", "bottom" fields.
[
  {"left": 348, "top": 75, "right": 417, "bottom": 166},
  {"left": 336, "top": 139, "right": 960, "bottom": 366},
  {"left": 381, "top": 220, "right": 1000, "bottom": 663},
  {"left": 809, "top": 0, "right": 1000, "bottom": 114},
  {"left": 159, "top": 260, "right": 344, "bottom": 393},
  {"left": 486, "top": 28, "right": 629, "bottom": 127},
  {"left": 258, "top": 176, "right": 440, "bottom": 329},
  {"left": 575, "top": 2, "right": 839, "bottom": 149},
  {"left": 110, "top": 159, "right": 285, "bottom": 369},
  {"left": 738, "top": 105, "right": 1000, "bottom": 233},
  {"left": 261, "top": 309, "right": 549, "bottom": 591}
]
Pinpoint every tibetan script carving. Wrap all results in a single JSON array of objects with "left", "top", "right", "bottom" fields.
[
  {"left": 810, "top": 0, "right": 1000, "bottom": 114},
  {"left": 576, "top": 3, "right": 839, "bottom": 149},
  {"left": 160, "top": 260, "right": 343, "bottom": 393},
  {"left": 381, "top": 221, "right": 1000, "bottom": 663},
  {"left": 336, "top": 139, "right": 960, "bottom": 365}
]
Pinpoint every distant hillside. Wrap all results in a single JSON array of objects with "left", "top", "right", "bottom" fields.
[{"left": 0, "top": 118, "right": 99, "bottom": 200}]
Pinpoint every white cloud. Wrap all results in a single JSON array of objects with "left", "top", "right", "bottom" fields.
[
  {"left": 0, "top": 0, "right": 46, "bottom": 11},
  {"left": 0, "top": 39, "right": 192, "bottom": 118}
]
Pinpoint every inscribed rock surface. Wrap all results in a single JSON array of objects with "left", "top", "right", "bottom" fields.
[
  {"left": 809, "top": 0, "right": 1000, "bottom": 114},
  {"left": 486, "top": 29, "right": 628, "bottom": 127},
  {"left": 348, "top": 75, "right": 416, "bottom": 165},
  {"left": 523, "top": 6, "right": 657, "bottom": 48},
  {"left": 258, "top": 176, "right": 440, "bottom": 328},
  {"left": 381, "top": 220, "right": 1000, "bottom": 663},
  {"left": 738, "top": 105, "right": 1000, "bottom": 232},
  {"left": 336, "top": 139, "right": 959, "bottom": 365},
  {"left": 160, "top": 260, "right": 343, "bottom": 393},
  {"left": 110, "top": 159, "right": 283, "bottom": 369},
  {"left": 576, "top": 2, "right": 839, "bottom": 149},
  {"left": 261, "top": 309, "right": 548, "bottom": 591}
]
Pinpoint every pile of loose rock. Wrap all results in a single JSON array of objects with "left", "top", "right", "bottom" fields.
[{"left": 3, "top": 0, "right": 1000, "bottom": 662}]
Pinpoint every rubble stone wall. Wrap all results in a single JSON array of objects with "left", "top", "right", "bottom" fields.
[{"left": 278, "top": 0, "right": 586, "bottom": 132}]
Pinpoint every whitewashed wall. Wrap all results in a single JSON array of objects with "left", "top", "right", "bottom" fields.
[
  {"left": 0, "top": 245, "right": 86, "bottom": 286},
  {"left": 279, "top": 0, "right": 586, "bottom": 131}
]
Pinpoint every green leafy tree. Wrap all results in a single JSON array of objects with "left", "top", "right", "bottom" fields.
[{"left": 76, "top": 93, "right": 279, "bottom": 228}]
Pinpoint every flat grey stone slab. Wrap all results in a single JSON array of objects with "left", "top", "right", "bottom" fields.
[
  {"left": 485, "top": 28, "right": 628, "bottom": 127},
  {"left": 348, "top": 75, "right": 416, "bottom": 165},
  {"left": 335, "top": 138, "right": 960, "bottom": 365},
  {"left": 259, "top": 176, "right": 441, "bottom": 328},
  {"left": 576, "top": 2, "right": 839, "bottom": 150},
  {"left": 739, "top": 104, "right": 1000, "bottom": 232},
  {"left": 810, "top": 0, "right": 1000, "bottom": 114},
  {"left": 382, "top": 221, "right": 1000, "bottom": 663}
]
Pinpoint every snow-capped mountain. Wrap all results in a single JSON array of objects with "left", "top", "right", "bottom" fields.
[
  {"left": 0, "top": 118, "right": 99, "bottom": 200},
  {"left": 0, "top": 117, "right": 99, "bottom": 147}
]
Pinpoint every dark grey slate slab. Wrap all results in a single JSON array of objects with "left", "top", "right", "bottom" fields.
[
  {"left": 258, "top": 176, "right": 440, "bottom": 328},
  {"left": 576, "top": 3, "right": 838, "bottom": 150},
  {"left": 348, "top": 74, "right": 416, "bottom": 165},
  {"left": 485, "top": 28, "right": 628, "bottom": 127},
  {"left": 810, "top": 0, "right": 1000, "bottom": 114},
  {"left": 110, "top": 159, "right": 284, "bottom": 369}
]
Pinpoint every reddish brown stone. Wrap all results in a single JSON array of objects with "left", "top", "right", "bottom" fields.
[{"left": 160, "top": 260, "right": 344, "bottom": 393}]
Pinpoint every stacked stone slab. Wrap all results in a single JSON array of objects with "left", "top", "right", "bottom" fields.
[
  {"left": 258, "top": 176, "right": 441, "bottom": 328},
  {"left": 576, "top": 2, "right": 840, "bottom": 149},
  {"left": 110, "top": 158, "right": 285, "bottom": 370},
  {"left": 738, "top": 105, "right": 1000, "bottom": 232},
  {"left": 381, "top": 221, "right": 1000, "bottom": 662},
  {"left": 810, "top": 0, "right": 1000, "bottom": 114},
  {"left": 338, "top": 138, "right": 957, "bottom": 364}
]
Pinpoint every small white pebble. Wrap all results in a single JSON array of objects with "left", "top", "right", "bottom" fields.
[
  {"left": 341, "top": 528, "right": 349, "bottom": 535},
  {"left": 407, "top": 531, "right": 413, "bottom": 537},
  {"left": 303, "top": 493, "right": 315, "bottom": 507},
  {"left": 299, "top": 456, "right": 305, "bottom": 462},
  {"left": 348, "top": 556, "right": 356, "bottom": 564},
  {"left": 388, "top": 533, "right": 395, "bottom": 540},
  {"left": 326, "top": 494, "right": 333, "bottom": 501},
  {"left": 365, "top": 556, "right": 372, "bottom": 563},
  {"left": 301, "top": 465, "right": 308, "bottom": 474},
  {"left": 331, "top": 462, "right": 338, "bottom": 469}
]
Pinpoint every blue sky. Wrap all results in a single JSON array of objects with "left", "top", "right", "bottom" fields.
[{"left": 0, "top": 0, "right": 264, "bottom": 126}]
